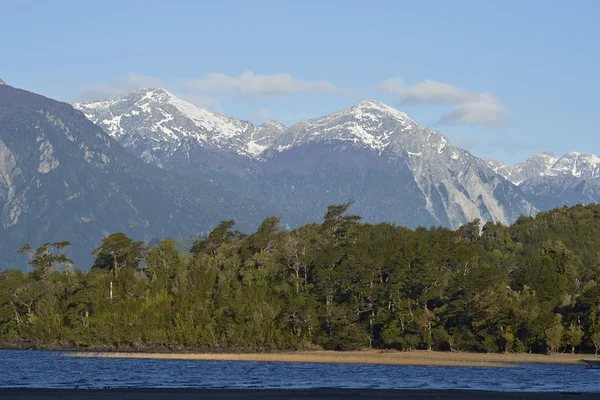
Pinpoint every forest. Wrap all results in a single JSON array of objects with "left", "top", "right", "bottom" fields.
[{"left": 2, "top": 202, "right": 600, "bottom": 355}]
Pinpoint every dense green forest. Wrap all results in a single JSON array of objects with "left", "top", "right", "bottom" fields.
[{"left": 2, "top": 203, "right": 600, "bottom": 355}]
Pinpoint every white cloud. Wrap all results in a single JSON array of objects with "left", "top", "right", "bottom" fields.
[
  {"left": 185, "top": 71, "right": 352, "bottom": 97},
  {"left": 377, "top": 78, "right": 508, "bottom": 128},
  {"left": 251, "top": 108, "right": 272, "bottom": 122},
  {"left": 77, "top": 73, "right": 164, "bottom": 101},
  {"left": 78, "top": 71, "right": 352, "bottom": 102}
]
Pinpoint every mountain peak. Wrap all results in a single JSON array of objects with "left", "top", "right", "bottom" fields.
[
  {"left": 124, "top": 86, "right": 176, "bottom": 102},
  {"left": 350, "top": 100, "right": 412, "bottom": 120},
  {"left": 563, "top": 151, "right": 599, "bottom": 159},
  {"left": 545, "top": 152, "right": 600, "bottom": 179},
  {"left": 354, "top": 99, "right": 388, "bottom": 108},
  {"left": 73, "top": 87, "right": 287, "bottom": 161},
  {"left": 260, "top": 120, "right": 287, "bottom": 130},
  {"left": 0, "top": 78, "right": 5, "bottom": 85}
]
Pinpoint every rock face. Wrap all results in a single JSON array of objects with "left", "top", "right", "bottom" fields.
[
  {"left": 519, "top": 176, "right": 600, "bottom": 211},
  {"left": 77, "top": 93, "right": 539, "bottom": 229},
  {"left": 0, "top": 84, "right": 277, "bottom": 268},
  {"left": 0, "top": 139, "right": 24, "bottom": 228}
]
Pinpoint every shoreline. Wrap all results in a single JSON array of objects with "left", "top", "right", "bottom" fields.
[
  {"left": 63, "top": 349, "right": 593, "bottom": 367},
  {"left": 0, "top": 388, "right": 598, "bottom": 400}
]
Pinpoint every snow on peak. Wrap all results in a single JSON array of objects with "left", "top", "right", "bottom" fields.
[
  {"left": 0, "top": 78, "right": 5, "bottom": 86},
  {"left": 546, "top": 152, "right": 600, "bottom": 179},
  {"left": 73, "top": 87, "right": 288, "bottom": 160},
  {"left": 351, "top": 100, "right": 413, "bottom": 120},
  {"left": 260, "top": 120, "right": 287, "bottom": 130},
  {"left": 486, "top": 150, "right": 600, "bottom": 185},
  {"left": 273, "top": 100, "right": 452, "bottom": 160}
]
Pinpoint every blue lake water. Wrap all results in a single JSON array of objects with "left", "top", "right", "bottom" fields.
[{"left": 0, "top": 350, "right": 597, "bottom": 392}]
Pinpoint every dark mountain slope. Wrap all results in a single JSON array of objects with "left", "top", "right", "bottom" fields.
[{"left": 0, "top": 84, "right": 275, "bottom": 268}]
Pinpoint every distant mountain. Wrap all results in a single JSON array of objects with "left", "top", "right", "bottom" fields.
[
  {"left": 77, "top": 92, "right": 539, "bottom": 228},
  {"left": 484, "top": 152, "right": 600, "bottom": 211},
  {"left": 485, "top": 152, "right": 558, "bottom": 185},
  {"left": 486, "top": 152, "right": 600, "bottom": 185},
  {"left": 519, "top": 175, "right": 600, "bottom": 211},
  {"left": 0, "top": 84, "right": 277, "bottom": 269}
]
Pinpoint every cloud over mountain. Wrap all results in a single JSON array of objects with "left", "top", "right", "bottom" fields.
[
  {"left": 78, "top": 72, "right": 353, "bottom": 102},
  {"left": 184, "top": 71, "right": 354, "bottom": 97},
  {"left": 377, "top": 78, "right": 508, "bottom": 128}
]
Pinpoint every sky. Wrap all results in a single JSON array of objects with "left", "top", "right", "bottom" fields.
[{"left": 1, "top": 0, "right": 598, "bottom": 164}]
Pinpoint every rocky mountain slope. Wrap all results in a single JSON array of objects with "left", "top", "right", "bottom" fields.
[
  {"left": 485, "top": 152, "right": 600, "bottom": 211},
  {"left": 0, "top": 84, "right": 277, "bottom": 268},
  {"left": 486, "top": 152, "right": 600, "bottom": 185}
]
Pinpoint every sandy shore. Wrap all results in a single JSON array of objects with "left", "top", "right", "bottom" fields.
[
  {"left": 65, "top": 350, "right": 592, "bottom": 367},
  {"left": 0, "top": 388, "right": 597, "bottom": 400}
]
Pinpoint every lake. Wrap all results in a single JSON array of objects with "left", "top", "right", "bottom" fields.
[{"left": 0, "top": 350, "right": 597, "bottom": 392}]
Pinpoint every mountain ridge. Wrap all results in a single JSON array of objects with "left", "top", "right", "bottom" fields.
[
  {"left": 485, "top": 151, "right": 600, "bottom": 185},
  {"left": 75, "top": 88, "right": 541, "bottom": 229},
  {"left": 76, "top": 89, "right": 600, "bottom": 175}
]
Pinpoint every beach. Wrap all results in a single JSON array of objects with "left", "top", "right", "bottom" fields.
[
  {"left": 66, "top": 350, "right": 592, "bottom": 367},
  {"left": 0, "top": 388, "right": 597, "bottom": 400}
]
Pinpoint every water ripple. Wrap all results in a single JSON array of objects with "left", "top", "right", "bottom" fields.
[{"left": 0, "top": 350, "right": 598, "bottom": 392}]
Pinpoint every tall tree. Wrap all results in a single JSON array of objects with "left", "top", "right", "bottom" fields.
[
  {"left": 91, "top": 233, "right": 145, "bottom": 278},
  {"left": 191, "top": 220, "right": 240, "bottom": 256},
  {"left": 18, "top": 242, "right": 73, "bottom": 283}
]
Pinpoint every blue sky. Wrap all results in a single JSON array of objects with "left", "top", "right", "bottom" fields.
[{"left": 1, "top": 0, "right": 598, "bottom": 164}]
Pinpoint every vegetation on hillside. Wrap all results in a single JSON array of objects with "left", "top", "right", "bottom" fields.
[{"left": 2, "top": 203, "right": 600, "bottom": 354}]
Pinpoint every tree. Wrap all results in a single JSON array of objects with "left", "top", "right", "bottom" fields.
[
  {"left": 545, "top": 314, "right": 564, "bottom": 355},
  {"left": 191, "top": 220, "right": 239, "bottom": 256},
  {"left": 248, "top": 216, "right": 281, "bottom": 253},
  {"left": 92, "top": 233, "right": 145, "bottom": 278},
  {"left": 145, "top": 238, "right": 180, "bottom": 282},
  {"left": 18, "top": 242, "right": 73, "bottom": 283},
  {"left": 320, "top": 202, "right": 361, "bottom": 243},
  {"left": 591, "top": 331, "right": 600, "bottom": 356},
  {"left": 565, "top": 323, "right": 583, "bottom": 354}
]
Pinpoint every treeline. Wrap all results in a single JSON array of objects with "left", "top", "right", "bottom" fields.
[{"left": 2, "top": 203, "right": 600, "bottom": 354}]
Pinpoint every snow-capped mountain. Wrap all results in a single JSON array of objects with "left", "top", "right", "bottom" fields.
[
  {"left": 545, "top": 152, "right": 600, "bottom": 179},
  {"left": 485, "top": 152, "right": 558, "bottom": 185},
  {"left": 269, "top": 100, "right": 536, "bottom": 227},
  {"left": 486, "top": 152, "right": 600, "bottom": 185},
  {"left": 486, "top": 151, "right": 600, "bottom": 213},
  {"left": 272, "top": 100, "right": 421, "bottom": 153},
  {"left": 77, "top": 89, "right": 540, "bottom": 228},
  {"left": 73, "top": 88, "right": 286, "bottom": 166},
  {"left": 75, "top": 87, "right": 600, "bottom": 230}
]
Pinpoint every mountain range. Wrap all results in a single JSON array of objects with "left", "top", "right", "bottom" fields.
[
  {"left": 0, "top": 80, "right": 598, "bottom": 268},
  {"left": 74, "top": 89, "right": 538, "bottom": 229}
]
